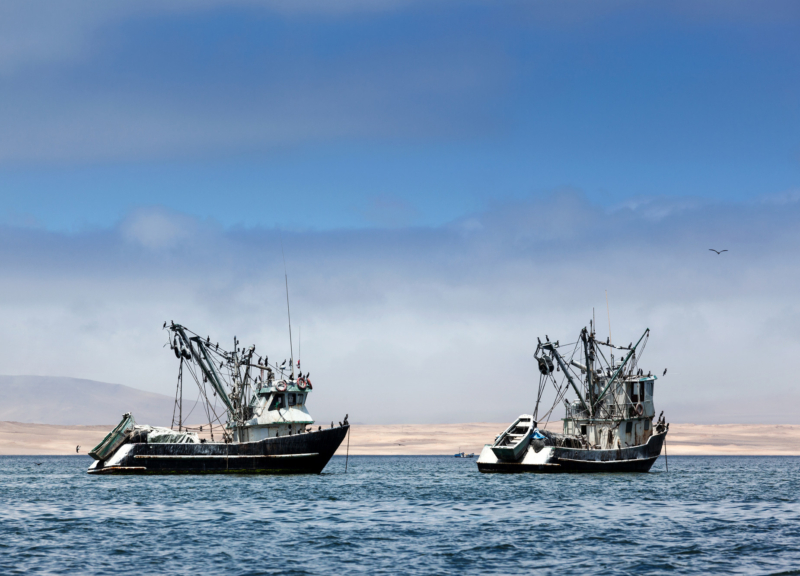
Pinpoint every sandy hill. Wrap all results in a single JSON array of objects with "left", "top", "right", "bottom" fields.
[{"left": 0, "top": 375, "right": 176, "bottom": 426}]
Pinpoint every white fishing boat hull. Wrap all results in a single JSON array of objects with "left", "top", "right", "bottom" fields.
[{"left": 477, "top": 430, "right": 667, "bottom": 473}]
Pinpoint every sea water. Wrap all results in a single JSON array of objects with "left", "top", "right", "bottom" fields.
[{"left": 1, "top": 455, "right": 799, "bottom": 575}]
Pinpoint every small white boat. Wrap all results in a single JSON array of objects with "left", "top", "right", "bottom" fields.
[{"left": 490, "top": 415, "right": 533, "bottom": 461}]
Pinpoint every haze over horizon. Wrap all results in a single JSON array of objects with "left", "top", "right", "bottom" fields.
[{"left": 1, "top": 1, "right": 799, "bottom": 425}]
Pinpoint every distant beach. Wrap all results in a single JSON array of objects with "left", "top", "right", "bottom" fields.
[{"left": 1, "top": 421, "right": 798, "bottom": 456}]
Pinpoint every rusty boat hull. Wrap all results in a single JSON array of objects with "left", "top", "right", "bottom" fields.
[
  {"left": 477, "top": 430, "right": 666, "bottom": 473},
  {"left": 88, "top": 425, "right": 349, "bottom": 475}
]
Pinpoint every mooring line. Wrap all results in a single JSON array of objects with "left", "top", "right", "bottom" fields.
[{"left": 345, "top": 427, "right": 350, "bottom": 473}]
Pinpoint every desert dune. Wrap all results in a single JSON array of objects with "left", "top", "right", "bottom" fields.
[{"left": 1, "top": 421, "right": 798, "bottom": 457}]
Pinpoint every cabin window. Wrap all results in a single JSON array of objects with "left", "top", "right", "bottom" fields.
[
  {"left": 625, "top": 421, "right": 633, "bottom": 434},
  {"left": 580, "top": 425, "right": 587, "bottom": 436},
  {"left": 269, "top": 394, "right": 284, "bottom": 411},
  {"left": 645, "top": 382, "right": 653, "bottom": 399},
  {"left": 288, "top": 393, "right": 297, "bottom": 406},
  {"left": 296, "top": 394, "right": 304, "bottom": 405},
  {"left": 644, "top": 419, "right": 650, "bottom": 430},
  {"left": 639, "top": 382, "right": 645, "bottom": 402},
  {"left": 627, "top": 383, "right": 638, "bottom": 403}
]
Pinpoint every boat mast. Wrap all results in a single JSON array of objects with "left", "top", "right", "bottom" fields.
[
  {"left": 281, "top": 240, "right": 295, "bottom": 379},
  {"left": 593, "top": 328, "right": 649, "bottom": 412},
  {"left": 581, "top": 326, "right": 595, "bottom": 417}
]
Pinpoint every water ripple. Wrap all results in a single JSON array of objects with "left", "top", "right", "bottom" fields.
[{"left": 1, "top": 455, "right": 799, "bottom": 575}]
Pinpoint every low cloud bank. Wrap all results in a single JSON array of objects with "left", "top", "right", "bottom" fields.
[{"left": 1, "top": 191, "right": 798, "bottom": 424}]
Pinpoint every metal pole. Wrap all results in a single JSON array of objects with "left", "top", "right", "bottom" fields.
[
  {"left": 594, "top": 328, "right": 649, "bottom": 409},
  {"left": 345, "top": 427, "right": 350, "bottom": 473},
  {"left": 281, "top": 237, "right": 295, "bottom": 379},
  {"left": 546, "top": 344, "right": 590, "bottom": 415},
  {"left": 178, "top": 359, "right": 183, "bottom": 431}
]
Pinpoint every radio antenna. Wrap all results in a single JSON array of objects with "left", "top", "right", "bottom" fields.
[
  {"left": 281, "top": 234, "right": 295, "bottom": 378},
  {"left": 605, "top": 290, "right": 612, "bottom": 344}
]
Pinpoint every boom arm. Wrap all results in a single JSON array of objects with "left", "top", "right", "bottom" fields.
[
  {"left": 593, "top": 328, "right": 649, "bottom": 411},
  {"left": 175, "top": 327, "right": 236, "bottom": 417},
  {"left": 544, "top": 343, "right": 591, "bottom": 416}
]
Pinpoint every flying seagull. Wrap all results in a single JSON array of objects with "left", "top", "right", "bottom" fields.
[
  {"left": 709, "top": 249, "right": 728, "bottom": 255},
  {"left": 663, "top": 368, "right": 668, "bottom": 376},
  {"left": 76, "top": 445, "right": 81, "bottom": 453}
]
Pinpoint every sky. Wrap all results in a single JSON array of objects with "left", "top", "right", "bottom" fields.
[{"left": 1, "top": 0, "right": 799, "bottom": 425}]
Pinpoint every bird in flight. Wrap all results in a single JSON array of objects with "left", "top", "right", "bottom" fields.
[
  {"left": 76, "top": 445, "right": 81, "bottom": 453},
  {"left": 663, "top": 368, "right": 667, "bottom": 376},
  {"left": 709, "top": 249, "right": 728, "bottom": 255}
]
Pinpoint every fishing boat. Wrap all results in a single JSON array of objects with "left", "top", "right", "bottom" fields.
[
  {"left": 454, "top": 449, "right": 476, "bottom": 458},
  {"left": 477, "top": 324, "right": 668, "bottom": 473},
  {"left": 88, "top": 322, "right": 349, "bottom": 475}
]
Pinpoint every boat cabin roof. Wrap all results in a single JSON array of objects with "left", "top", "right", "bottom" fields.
[{"left": 257, "top": 380, "right": 311, "bottom": 395}]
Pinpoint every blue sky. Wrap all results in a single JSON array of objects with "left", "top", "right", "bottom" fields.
[
  {"left": 1, "top": 1, "right": 799, "bottom": 424},
  {"left": 2, "top": 0, "right": 799, "bottom": 230}
]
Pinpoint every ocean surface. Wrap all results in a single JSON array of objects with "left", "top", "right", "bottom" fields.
[{"left": 1, "top": 455, "right": 799, "bottom": 575}]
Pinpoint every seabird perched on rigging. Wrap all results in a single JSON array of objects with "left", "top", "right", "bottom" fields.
[
  {"left": 163, "top": 321, "right": 166, "bottom": 328},
  {"left": 709, "top": 248, "right": 728, "bottom": 255}
]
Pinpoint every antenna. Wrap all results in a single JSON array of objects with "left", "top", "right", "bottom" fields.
[
  {"left": 605, "top": 290, "right": 612, "bottom": 344},
  {"left": 281, "top": 234, "right": 295, "bottom": 378}
]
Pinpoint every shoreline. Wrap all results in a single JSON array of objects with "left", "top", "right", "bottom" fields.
[{"left": 1, "top": 421, "right": 798, "bottom": 456}]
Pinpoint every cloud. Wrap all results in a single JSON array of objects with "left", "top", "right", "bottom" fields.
[
  {"left": 0, "top": 0, "right": 415, "bottom": 75},
  {"left": 120, "top": 207, "right": 202, "bottom": 250},
  {"left": 0, "top": 0, "right": 506, "bottom": 165},
  {"left": 1, "top": 190, "right": 799, "bottom": 425}
]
